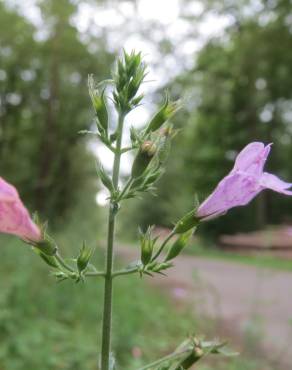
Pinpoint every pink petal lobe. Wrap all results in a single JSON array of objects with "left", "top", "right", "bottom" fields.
[
  {"left": 0, "top": 177, "right": 41, "bottom": 242},
  {"left": 232, "top": 142, "right": 271, "bottom": 176},
  {"left": 197, "top": 172, "right": 262, "bottom": 220},
  {"left": 0, "top": 177, "right": 19, "bottom": 201},
  {"left": 261, "top": 172, "right": 292, "bottom": 195}
]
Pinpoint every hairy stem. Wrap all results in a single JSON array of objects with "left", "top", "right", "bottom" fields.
[{"left": 100, "top": 112, "right": 125, "bottom": 370}]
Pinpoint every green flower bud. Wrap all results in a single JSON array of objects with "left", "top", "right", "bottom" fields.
[
  {"left": 194, "top": 347, "right": 204, "bottom": 358},
  {"left": 88, "top": 75, "right": 108, "bottom": 132},
  {"left": 165, "top": 230, "right": 192, "bottom": 262},
  {"left": 145, "top": 97, "right": 180, "bottom": 134},
  {"left": 173, "top": 210, "right": 199, "bottom": 234},
  {"left": 151, "top": 261, "right": 172, "bottom": 272},
  {"left": 141, "top": 240, "right": 153, "bottom": 266},
  {"left": 77, "top": 242, "right": 93, "bottom": 273},
  {"left": 34, "top": 235, "right": 57, "bottom": 256},
  {"left": 139, "top": 227, "right": 155, "bottom": 266},
  {"left": 178, "top": 348, "right": 204, "bottom": 369},
  {"left": 34, "top": 249, "right": 59, "bottom": 268},
  {"left": 131, "top": 141, "right": 157, "bottom": 178},
  {"left": 157, "top": 134, "right": 171, "bottom": 165}
]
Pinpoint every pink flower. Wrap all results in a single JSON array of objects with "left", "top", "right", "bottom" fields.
[
  {"left": 0, "top": 177, "right": 41, "bottom": 242},
  {"left": 197, "top": 142, "right": 292, "bottom": 221}
]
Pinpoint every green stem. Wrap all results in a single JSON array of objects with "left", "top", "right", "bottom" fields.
[
  {"left": 117, "top": 178, "right": 133, "bottom": 201},
  {"left": 121, "top": 146, "right": 135, "bottom": 153},
  {"left": 112, "top": 266, "right": 138, "bottom": 278},
  {"left": 55, "top": 252, "right": 74, "bottom": 273},
  {"left": 137, "top": 348, "right": 191, "bottom": 370},
  {"left": 100, "top": 112, "right": 125, "bottom": 370},
  {"left": 151, "top": 231, "right": 175, "bottom": 262},
  {"left": 85, "top": 271, "right": 105, "bottom": 277}
]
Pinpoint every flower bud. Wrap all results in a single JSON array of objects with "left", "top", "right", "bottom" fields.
[
  {"left": 77, "top": 242, "right": 93, "bottom": 273},
  {"left": 139, "top": 227, "right": 155, "bottom": 266},
  {"left": 173, "top": 210, "right": 199, "bottom": 234},
  {"left": 88, "top": 75, "right": 108, "bottom": 132},
  {"left": 164, "top": 230, "right": 192, "bottom": 262},
  {"left": 178, "top": 346, "right": 204, "bottom": 368},
  {"left": 141, "top": 239, "right": 153, "bottom": 266},
  {"left": 34, "top": 236, "right": 58, "bottom": 256},
  {"left": 145, "top": 97, "right": 180, "bottom": 134},
  {"left": 194, "top": 347, "right": 204, "bottom": 358},
  {"left": 131, "top": 141, "right": 157, "bottom": 178},
  {"left": 151, "top": 261, "right": 172, "bottom": 272},
  {"left": 113, "top": 50, "right": 147, "bottom": 113},
  {"left": 33, "top": 246, "right": 59, "bottom": 268},
  {"left": 157, "top": 134, "right": 171, "bottom": 165},
  {"left": 0, "top": 177, "right": 42, "bottom": 242}
]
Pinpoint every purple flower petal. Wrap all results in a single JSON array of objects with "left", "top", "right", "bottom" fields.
[
  {"left": 197, "top": 172, "right": 261, "bottom": 220},
  {"left": 261, "top": 172, "right": 292, "bottom": 195},
  {"left": 196, "top": 141, "right": 292, "bottom": 221},
  {"left": 232, "top": 142, "right": 271, "bottom": 176}
]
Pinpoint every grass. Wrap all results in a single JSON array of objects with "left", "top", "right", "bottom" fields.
[{"left": 0, "top": 203, "right": 280, "bottom": 369}]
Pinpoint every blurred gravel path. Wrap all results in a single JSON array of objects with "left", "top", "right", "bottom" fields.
[{"left": 118, "top": 247, "right": 292, "bottom": 368}]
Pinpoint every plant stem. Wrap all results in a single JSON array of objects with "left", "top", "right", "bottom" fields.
[
  {"left": 117, "top": 178, "right": 133, "bottom": 201},
  {"left": 151, "top": 231, "right": 175, "bottom": 262},
  {"left": 85, "top": 271, "right": 105, "bottom": 277},
  {"left": 112, "top": 266, "right": 138, "bottom": 278},
  {"left": 55, "top": 252, "right": 74, "bottom": 273},
  {"left": 137, "top": 348, "right": 191, "bottom": 370},
  {"left": 100, "top": 112, "right": 125, "bottom": 370}
]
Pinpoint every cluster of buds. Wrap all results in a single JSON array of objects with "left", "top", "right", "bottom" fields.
[
  {"left": 43, "top": 241, "right": 96, "bottom": 283},
  {"left": 112, "top": 50, "right": 146, "bottom": 113},
  {"left": 120, "top": 126, "right": 178, "bottom": 202},
  {"left": 137, "top": 226, "right": 193, "bottom": 278}
]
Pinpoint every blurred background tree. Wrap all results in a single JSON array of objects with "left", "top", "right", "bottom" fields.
[
  {"left": 0, "top": 0, "right": 112, "bottom": 221},
  {"left": 125, "top": 0, "right": 292, "bottom": 236}
]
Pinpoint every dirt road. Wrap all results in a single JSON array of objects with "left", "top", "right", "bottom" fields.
[{"left": 119, "top": 247, "right": 292, "bottom": 368}]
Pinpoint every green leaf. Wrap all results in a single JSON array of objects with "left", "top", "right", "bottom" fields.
[{"left": 96, "top": 163, "right": 114, "bottom": 192}]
